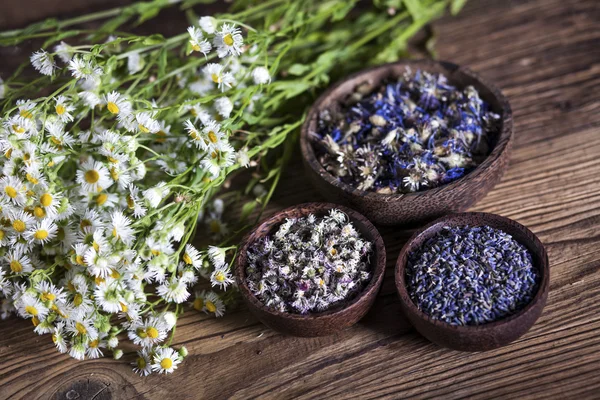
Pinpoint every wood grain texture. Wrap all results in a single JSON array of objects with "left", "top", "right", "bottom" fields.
[
  {"left": 300, "top": 59, "right": 513, "bottom": 226},
  {"left": 1, "top": 0, "right": 600, "bottom": 398}
]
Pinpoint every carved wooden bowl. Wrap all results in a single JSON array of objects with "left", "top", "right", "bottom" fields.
[
  {"left": 300, "top": 59, "right": 513, "bottom": 226},
  {"left": 395, "top": 212, "right": 550, "bottom": 351},
  {"left": 234, "top": 202, "right": 386, "bottom": 337}
]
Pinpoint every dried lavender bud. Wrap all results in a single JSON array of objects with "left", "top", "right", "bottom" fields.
[
  {"left": 312, "top": 69, "right": 501, "bottom": 193},
  {"left": 245, "top": 209, "right": 373, "bottom": 314},
  {"left": 406, "top": 225, "right": 539, "bottom": 326}
]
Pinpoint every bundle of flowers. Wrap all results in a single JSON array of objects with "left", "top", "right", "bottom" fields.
[{"left": 0, "top": 0, "right": 465, "bottom": 375}]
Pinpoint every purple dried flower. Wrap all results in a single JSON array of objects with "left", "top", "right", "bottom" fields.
[
  {"left": 406, "top": 225, "right": 539, "bottom": 326},
  {"left": 246, "top": 210, "right": 372, "bottom": 314},
  {"left": 313, "top": 68, "right": 500, "bottom": 194}
]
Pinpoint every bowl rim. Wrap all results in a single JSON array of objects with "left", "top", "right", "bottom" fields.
[
  {"left": 394, "top": 211, "right": 550, "bottom": 332},
  {"left": 299, "top": 59, "right": 513, "bottom": 200},
  {"left": 234, "top": 202, "right": 386, "bottom": 321}
]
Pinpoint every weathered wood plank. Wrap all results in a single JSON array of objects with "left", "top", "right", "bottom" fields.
[{"left": 1, "top": 0, "right": 600, "bottom": 398}]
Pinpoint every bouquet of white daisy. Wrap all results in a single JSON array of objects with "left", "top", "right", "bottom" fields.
[{"left": 0, "top": 0, "right": 463, "bottom": 375}]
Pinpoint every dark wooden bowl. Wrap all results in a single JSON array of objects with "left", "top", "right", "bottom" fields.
[
  {"left": 300, "top": 59, "right": 513, "bottom": 226},
  {"left": 234, "top": 202, "right": 386, "bottom": 337},
  {"left": 395, "top": 212, "right": 550, "bottom": 351}
]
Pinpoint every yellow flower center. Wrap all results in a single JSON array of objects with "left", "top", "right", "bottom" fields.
[
  {"left": 155, "top": 131, "right": 167, "bottom": 144},
  {"left": 26, "top": 174, "right": 38, "bottom": 184},
  {"left": 183, "top": 253, "right": 192, "bottom": 265},
  {"left": 56, "top": 104, "right": 66, "bottom": 115},
  {"left": 25, "top": 305, "right": 38, "bottom": 316},
  {"left": 75, "top": 322, "right": 87, "bottom": 335},
  {"left": 193, "top": 297, "right": 204, "bottom": 312},
  {"left": 160, "top": 358, "right": 173, "bottom": 370},
  {"left": 189, "top": 130, "right": 200, "bottom": 141},
  {"left": 80, "top": 219, "right": 92, "bottom": 231},
  {"left": 34, "top": 229, "right": 49, "bottom": 240},
  {"left": 137, "top": 357, "right": 146, "bottom": 369},
  {"left": 205, "top": 301, "right": 216, "bottom": 313},
  {"left": 5, "top": 186, "right": 17, "bottom": 198},
  {"left": 40, "top": 193, "right": 53, "bottom": 207},
  {"left": 107, "top": 102, "right": 120, "bottom": 114},
  {"left": 94, "top": 276, "right": 105, "bottom": 285},
  {"left": 20, "top": 109, "right": 33, "bottom": 119},
  {"left": 120, "top": 302, "right": 128, "bottom": 312},
  {"left": 10, "top": 260, "right": 22, "bottom": 273},
  {"left": 13, "top": 124, "right": 25, "bottom": 134},
  {"left": 214, "top": 271, "right": 225, "bottom": 282},
  {"left": 85, "top": 169, "right": 100, "bottom": 184},
  {"left": 208, "top": 131, "right": 218, "bottom": 143},
  {"left": 75, "top": 255, "right": 85, "bottom": 265},
  {"left": 151, "top": 249, "right": 161, "bottom": 256},
  {"left": 330, "top": 248, "right": 337, "bottom": 256},
  {"left": 110, "top": 269, "right": 120, "bottom": 279},
  {"left": 34, "top": 206, "right": 46, "bottom": 218},
  {"left": 110, "top": 168, "right": 119, "bottom": 181},
  {"left": 138, "top": 124, "right": 150, "bottom": 133},
  {"left": 32, "top": 317, "right": 40, "bottom": 326},
  {"left": 0, "top": 230, "right": 4, "bottom": 240},
  {"left": 209, "top": 220, "right": 221, "bottom": 234},
  {"left": 223, "top": 33, "right": 234, "bottom": 46},
  {"left": 211, "top": 73, "right": 221, "bottom": 83},
  {"left": 146, "top": 327, "right": 159, "bottom": 339},
  {"left": 192, "top": 44, "right": 201, "bottom": 52},
  {"left": 41, "top": 292, "right": 56, "bottom": 302},
  {"left": 52, "top": 334, "right": 58, "bottom": 343},
  {"left": 96, "top": 193, "right": 108, "bottom": 206},
  {"left": 73, "top": 293, "right": 83, "bottom": 306},
  {"left": 5, "top": 148, "right": 12, "bottom": 158},
  {"left": 89, "top": 339, "right": 99, "bottom": 348},
  {"left": 13, "top": 220, "right": 26, "bottom": 232},
  {"left": 92, "top": 241, "right": 100, "bottom": 252}
]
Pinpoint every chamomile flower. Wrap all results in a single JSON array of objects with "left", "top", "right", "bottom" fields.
[
  {"left": 17, "top": 99, "right": 36, "bottom": 119},
  {"left": 110, "top": 211, "right": 135, "bottom": 246},
  {"left": 51, "top": 322, "right": 68, "bottom": 353},
  {"left": 68, "top": 56, "right": 103, "bottom": 85},
  {"left": 0, "top": 176, "right": 26, "bottom": 205},
  {"left": 54, "top": 41, "right": 74, "bottom": 63},
  {"left": 143, "top": 182, "right": 169, "bottom": 209},
  {"left": 24, "top": 219, "right": 58, "bottom": 244},
  {"left": 126, "top": 184, "right": 147, "bottom": 218},
  {"left": 214, "top": 97, "right": 233, "bottom": 119},
  {"left": 69, "top": 342, "right": 87, "bottom": 360},
  {"left": 94, "top": 279, "right": 125, "bottom": 313},
  {"left": 10, "top": 210, "right": 36, "bottom": 238},
  {"left": 136, "top": 112, "right": 160, "bottom": 134},
  {"left": 4, "top": 115, "right": 35, "bottom": 138},
  {"left": 84, "top": 247, "right": 115, "bottom": 278},
  {"left": 207, "top": 246, "right": 227, "bottom": 267},
  {"left": 182, "top": 244, "right": 202, "bottom": 269},
  {"left": 76, "top": 160, "right": 112, "bottom": 193},
  {"left": 79, "top": 91, "right": 101, "bottom": 108},
  {"left": 17, "top": 294, "right": 49, "bottom": 320},
  {"left": 104, "top": 91, "right": 132, "bottom": 120},
  {"left": 30, "top": 50, "right": 56, "bottom": 76},
  {"left": 199, "top": 16, "right": 216, "bottom": 34},
  {"left": 133, "top": 349, "right": 153, "bottom": 376},
  {"left": 210, "top": 264, "right": 234, "bottom": 290},
  {"left": 151, "top": 347, "right": 181, "bottom": 374},
  {"left": 252, "top": 66, "right": 271, "bottom": 85},
  {"left": 156, "top": 277, "right": 190, "bottom": 304},
  {"left": 67, "top": 318, "right": 99, "bottom": 340},
  {"left": 213, "top": 24, "right": 244, "bottom": 58},
  {"left": 86, "top": 336, "right": 106, "bottom": 359},
  {"left": 201, "top": 142, "right": 236, "bottom": 178},
  {"left": 203, "top": 63, "right": 235, "bottom": 91},
  {"left": 187, "top": 26, "right": 211, "bottom": 56},
  {"left": 128, "top": 316, "right": 168, "bottom": 347},
  {"left": 127, "top": 53, "right": 144, "bottom": 74},
  {"left": 201, "top": 290, "right": 225, "bottom": 317},
  {"left": 36, "top": 281, "right": 67, "bottom": 304},
  {"left": 54, "top": 95, "right": 75, "bottom": 122}
]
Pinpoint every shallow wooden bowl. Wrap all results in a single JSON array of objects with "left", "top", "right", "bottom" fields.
[
  {"left": 395, "top": 212, "right": 550, "bottom": 351},
  {"left": 300, "top": 59, "right": 513, "bottom": 226},
  {"left": 234, "top": 202, "right": 386, "bottom": 337}
]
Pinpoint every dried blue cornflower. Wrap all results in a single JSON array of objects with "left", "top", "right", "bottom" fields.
[
  {"left": 313, "top": 69, "right": 501, "bottom": 193},
  {"left": 245, "top": 209, "right": 373, "bottom": 314},
  {"left": 406, "top": 225, "right": 539, "bottom": 326}
]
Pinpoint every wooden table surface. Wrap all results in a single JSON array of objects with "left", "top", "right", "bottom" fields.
[{"left": 2, "top": 0, "right": 600, "bottom": 398}]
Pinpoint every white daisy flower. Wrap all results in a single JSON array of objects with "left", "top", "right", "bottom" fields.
[
  {"left": 54, "top": 41, "right": 73, "bottom": 63},
  {"left": 207, "top": 246, "right": 227, "bottom": 267},
  {"left": 51, "top": 322, "right": 68, "bottom": 353},
  {"left": 104, "top": 91, "right": 132, "bottom": 120},
  {"left": 68, "top": 56, "right": 103, "bottom": 85},
  {"left": 201, "top": 142, "right": 236, "bottom": 178},
  {"left": 10, "top": 210, "right": 36, "bottom": 238},
  {"left": 4, "top": 115, "right": 35, "bottom": 138},
  {"left": 182, "top": 244, "right": 202, "bottom": 269},
  {"left": 127, "top": 316, "right": 168, "bottom": 347},
  {"left": 169, "top": 222, "right": 185, "bottom": 242},
  {"left": 214, "top": 97, "right": 233, "bottom": 119},
  {"left": 213, "top": 23, "right": 244, "bottom": 58},
  {"left": 135, "top": 112, "right": 160, "bottom": 134},
  {"left": 17, "top": 99, "right": 36, "bottom": 119},
  {"left": 69, "top": 342, "right": 87, "bottom": 360},
  {"left": 127, "top": 52, "right": 144, "bottom": 74},
  {"left": 30, "top": 50, "right": 56, "bottom": 76},
  {"left": 54, "top": 95, "right": 75, "bottom": 122},
  {"left": 67, "top": 318, "right": 99, "bottom": 340},
  {"left": 132, "top": 349, "right": 152, "bottom": 376},
  {"left": 86, "top": 336, "right": 106, "bottom": 359},
  {"left": 94, "top": 279, "right": 125, "bottom": 313},
  {"left": 156, "top": 277, "right": 190, "bottom": 304},
  {"left": 187, "top": 26, "right": 211, "bottom": 56},
  {"left": 36, "top": 281, "right": 67, "bottom": 304},
  {"left": 76, "top": 160, "right": 113, "bottom": 193},
  {"left": 0, "top": 176, "right": 26, "bottom": 205},
  {"left": 110, "top": 210, "right": 135, "bottom": 246},
  {"left": 143, "top": 182, "right": 169, "bottom": 208},
  {"left": 45, "top": 120, "right": 75, "bottom": 149},
  {"left": 200, "top": 290, "right": 226, "bottom": 317},
  {"left": 210, "top": 264, "right": 234, "bottom": 290},
  {"left": 198, "top": 16, "right": 216, "bottom": 34},
  {"left": 127, "top": 184, "right": 147, "bottom": 218},
  {"left": 236, "top": 147, "right": 250, "bottom": 167},
  {"left": 79, "top": 91, "right": 101, "bottom": 108},
  {"left": 151, "top": 347, "right": 181, "bottom": 374},
  {"left": 202, "top": 63, "right": 235, "bottom": 91},
  {"left": 252, "top": 66, "right": 271, "bottom": 84},
  {"left": 17, "top": 293, "right": 49, "bottom": 320},
  {"left": 84, "top": 247, "right": 115, "bottom": 278},
  {"left": 24, "top": 219, "right": 58, "bottom": 244}
]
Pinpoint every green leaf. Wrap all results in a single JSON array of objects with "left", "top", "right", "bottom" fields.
[
  {"left": 240, "top": 200, "right": 258, "bottom": 221},
  {"left": 451, "top": 0, "right": 468, "bottom": 15},
  {"left": 142, "top": 34, "right": 165, "bottom": 45},
  {"left": 158, "top": 48, "right": 168, "bottom": 78},
  {"left": 403, "top": 0, "right": 425, "bottom": 19},
  {"left": 287, "top": 64, "right": 311, "bottom": 76}
]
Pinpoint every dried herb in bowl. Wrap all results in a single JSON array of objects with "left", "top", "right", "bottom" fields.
[
  {"left": 406, "top": 225, "right": 540, "bottom": 326},
  {"left": 245, "top": 209, "right": 373, "bottom": 314},
  {"left": 313, "top": 69, "right": 501, "bottom": 193}
]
